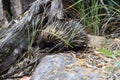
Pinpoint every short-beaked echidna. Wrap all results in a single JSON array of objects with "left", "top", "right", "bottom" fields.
[{"left": 38, "top": 20, "right": 88, "bottom": 52}]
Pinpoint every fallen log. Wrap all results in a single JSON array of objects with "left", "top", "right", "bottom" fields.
[{"left": 0, "top": 0, "right": 64, "bottom": 74}]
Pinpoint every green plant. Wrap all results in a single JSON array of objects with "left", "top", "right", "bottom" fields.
[
  {"left": 73, "top": 0, "right": 100, "bottom": 35},
  {"left": 99, "top": 48, "right": 120, "bottom": 58},
  {"left": 73, "top": 0, "right": 120, "bottom": 35},
  {"left": 99, "top": 48, "right": 120, "bottom": 67},
  {"left": 27, "top": 17, "right": 40, "bottom": 51}
]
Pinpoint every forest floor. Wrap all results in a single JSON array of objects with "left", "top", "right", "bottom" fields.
[{"left": 9, "top": 36, "right": 120, "bottom": 80}]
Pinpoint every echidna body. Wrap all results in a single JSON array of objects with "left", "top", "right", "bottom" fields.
[{"left": 38, "top": 21, "right": 88, "bottom": 51}]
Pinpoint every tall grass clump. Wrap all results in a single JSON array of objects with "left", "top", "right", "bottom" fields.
[{"left": 72, "top": 0, "right": 120, "bottom": 35}]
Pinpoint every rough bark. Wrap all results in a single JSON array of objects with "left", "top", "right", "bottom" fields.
[
  {"left": 0, "top": 0, "right": 8, "bottom": 32},
  {"left": 0, "top": 0, "right": 8, "bottom": 29},
  {"left": 10, "top": 0, "right": 22, "bottom": 17},
  {"left": 0, "top": 0, "right": 64, "bottom": 75},
  {"left": 0, "top": 0, "right": 3, "bottom": 22},
  {"left": 10, "top": 0, "right": 36, "bottom": 17}
]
